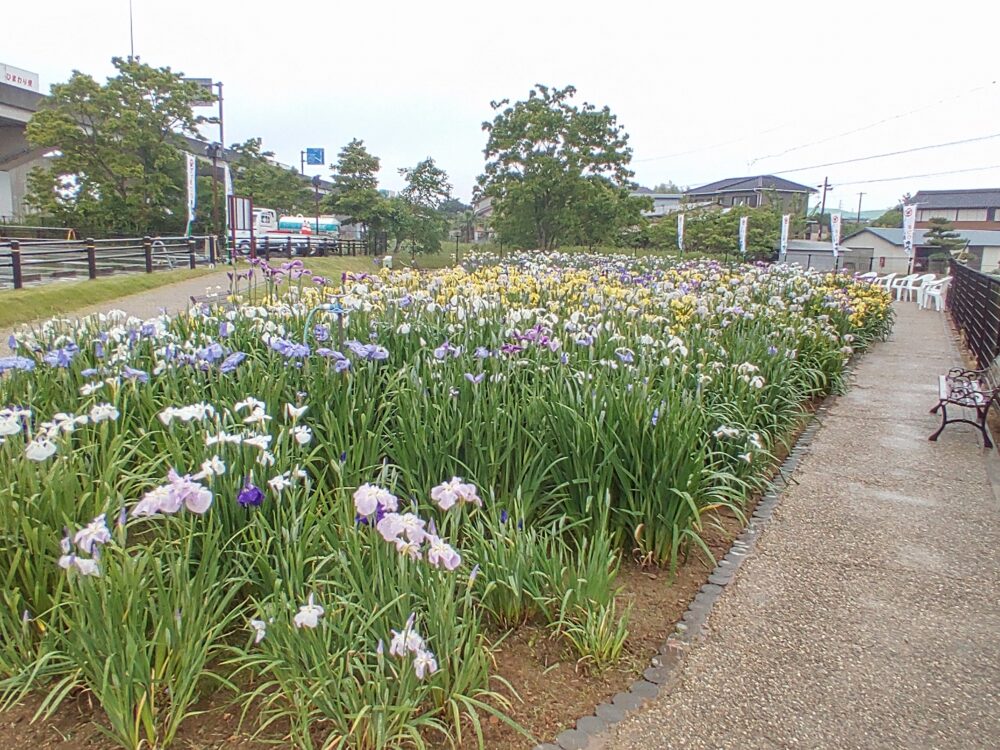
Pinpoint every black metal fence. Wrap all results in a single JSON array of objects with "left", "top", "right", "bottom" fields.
[
  {"left": 0, "top": 235, "right": 216, "bottom": 290},
  {"left": 245, "top": 236, "right": 381, "bottom": 259},
  {"left": 947, "top": 259, "right": 1000, "bottom": 367}
]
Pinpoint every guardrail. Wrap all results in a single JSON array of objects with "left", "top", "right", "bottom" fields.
[
  {"left": 0, "top": 235, "right": 217, "bottom": 290},
  {"left": 947, "top": 259, "right": 1000, "bottom": 367}
]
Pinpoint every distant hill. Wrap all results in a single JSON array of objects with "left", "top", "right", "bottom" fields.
[{"left": 825, "top": 208, "right": 890, "bottom": 222}]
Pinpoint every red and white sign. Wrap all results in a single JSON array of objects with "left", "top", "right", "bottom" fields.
[
  {"left": 902, "top": 204, "right": 917, "bottom": 257},
  {"left": 1, "top": 63, "right": 40, "bottom": 93}
]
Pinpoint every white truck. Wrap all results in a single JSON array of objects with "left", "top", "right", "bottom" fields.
[{"left": 234, "top": 208, "right": 340, "bottom": 256}]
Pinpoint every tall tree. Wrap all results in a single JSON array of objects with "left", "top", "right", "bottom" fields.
[
  {"left": 400, "top": 157, "right": 452, "bottom": 209},
  {"left": 24, "top": 57, "right": 209, "bottom": 236},
  {"left": 398, "top": 157, "right": 452, "bottom": 253},
  {"left": 923, "top": 217, "right": 968, "bottom": 256},
  {"left": 227, "top": 138, "right": 312, "bottom": 214},
  {"left": 479, "top": 84, "right": 636, "bottom": 250},
  {"left": 327, "top": 139, "right": 383, "bottom": 230}
]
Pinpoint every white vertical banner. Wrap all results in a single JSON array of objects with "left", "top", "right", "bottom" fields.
[
  {"left": 830, "top": 213, "right": 842, "bottom": 258},
  {"left": 738, "top": 215, "right": 748, "bottom": 254},
  {"left": 780, "top": 214, "right": 790, "bottom": 260},
  {"left": 185, "top": 153, "right": 197, "bottom": 234},
  {"left": 677, "top": 213, "right": 685, "bottom": 253},
  {"left": 902, "top": 204, "right": 916, "bottom": 257},
  {"left": 223, "top": 162, "right": 234, "bottom": 230}
]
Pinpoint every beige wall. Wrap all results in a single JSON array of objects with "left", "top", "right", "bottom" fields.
[
  {"left": 918, "top": 207, "right": 989, "bottom": 222},
  {"left": 979, "top": 246, "right": 1000, "bottom": 273},
  {"left": 842, "top": 233, "right": 911, "bottom": 274}
]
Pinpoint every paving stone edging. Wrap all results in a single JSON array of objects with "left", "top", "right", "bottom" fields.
[{"left": 532, "top": 380, "right": 846, "bottom": 750}]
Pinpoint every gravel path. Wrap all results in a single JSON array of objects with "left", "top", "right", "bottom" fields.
[
  {"left": 2, "top": 271, "right": 231, "bottom": 344},
  {"left": 605, "top": 303, "right": 1000, "bottom": 750}
]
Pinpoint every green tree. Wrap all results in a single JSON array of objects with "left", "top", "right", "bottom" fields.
[
  {"left": 397, "top": 158, "right": 452, "bottom": 253},
  {"left": 872, "top": 193, "right": 912, "bottom": 228},
  {"left": 24, "top": 57, "right": 209, "bottom": 236},
  {"left": 923, "top": 217, "right": 968, "bottom": 257},
  {"left": 651, "top": 181, "right": 683, "bottom": 193},
  {"left": 327, "top": 139, "right": 383, "bottom": 230},
  {"left": 479, "top": 84, "right": 635, "bottom": 250},
  {"left": 227, "top": 138, "right": 312, "bottom": 215},
  {"left": 650, "top": 205, "right": 781, "bottom": 260}
]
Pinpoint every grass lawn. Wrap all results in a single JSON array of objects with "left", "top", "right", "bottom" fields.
[{"left": 0, "top": 267, "right": 219, "bottom": 330}]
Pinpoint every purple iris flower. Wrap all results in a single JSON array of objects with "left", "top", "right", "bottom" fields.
[
  {"left": 767, "top": 345, "right": 779, "bottom": 356},
  {"left": 94, "top": 341, "right": 105, "bottom": 359},
  {"left": 198, "top": 342, "right": 225, "bottom": 363},
  {"left": 500, "top": 509, "right": 509, "bottom": 525},
  {"left": 313, "top": 324, "right": 330, "bottom": 342},
  {"left": 334, "top": 358, "right": 351, "bottom": 373},
  {"left": 81, "top": 368, "right": 98, "bottom": 377},
  {"left": 270, "top": 338, "right": 311, "bottom": 359},
  {"left": 237, "top": 479, "right": 265, "bottom": 508},
  {"left": 0, "top": 356, "right": 34, "bottom": 373},
  {"left": 464, "top": 372, "right": 485, "bottom": 384},
  {"left": 7, "top": 334, "right": 15, "bottom": 351},
  {"left": 219, "top": 351, "right": 246, "bottom": 373},
  {"left": 140, "top": 323, "right": 156, "bottom": 337},
  {"left": 473, "top": 346, "right": 491, "bottom": 359},
  {"left": 43, "top": 345, "right": 79, "bottom": 368},
  {"left": 122, "top": 366, "right": 150, "bottom": 383},
  {"left": 219, "top": 321, "right": 234, "bottom": 338}
]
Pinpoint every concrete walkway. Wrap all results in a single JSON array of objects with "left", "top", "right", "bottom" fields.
[
  {"left": 607, "top": 303, "right": 1000, "bottom": 749},
  {"left": 2, "top": 270, "right": 231, "bottom": 343}
]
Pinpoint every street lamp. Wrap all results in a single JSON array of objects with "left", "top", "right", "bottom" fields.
[
  {"left": 206, "top": 142, "right": 223, "bottom": 241},
  {"left": 311, "top": 175, "right": 322, "bottom": 251}
]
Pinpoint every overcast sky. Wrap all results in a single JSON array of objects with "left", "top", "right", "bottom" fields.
[{"left": 8, "top": 0, "right": 1000, "bottom": 211}]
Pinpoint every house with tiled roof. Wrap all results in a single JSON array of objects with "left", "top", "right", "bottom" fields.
[
  {"left": 912, "top": 188, "right": 1000, "bottom": 230},
  {"left": 684, "top": 175, "right": 815, "bottom": 215}
]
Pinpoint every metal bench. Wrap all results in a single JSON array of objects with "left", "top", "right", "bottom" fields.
[{"left": 929, "top": 358, "right": 1000, "bottom": 448}]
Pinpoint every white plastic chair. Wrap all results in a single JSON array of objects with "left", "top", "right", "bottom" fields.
[
  {"left": 891, "top": 273, "right": 918, "bottom": 301},
  {"left": 900, "top": 273, "right": 936, "bottom": 303},
  {"left": 921, "top": 277, "right": 951, "bottom": 311},
  {"left": 856, "top": 271, "right": 878, "bottom": 282},
  {"left": 874, "top": 272, "right": 897, "bottom": 291}
]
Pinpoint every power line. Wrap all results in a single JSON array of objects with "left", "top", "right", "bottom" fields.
[
  {"left": 768, "top": 131, "right": 1000, "bottom": 176},
  {"left": 634, "top": 125, "right": 787, "bottom": 163},
  {"left": 748, "top": 80, "right": 997, "bottom": 166},
  {"left": 832, "top": 163, "right": 1000, "bottom": 187},
  {"left": 636, "top": 79, "right": 998, "bottom": 167}
]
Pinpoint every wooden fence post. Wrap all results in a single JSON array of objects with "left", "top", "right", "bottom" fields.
[
  {"left": 209, "top": 235, "right": 217, "bottom": 265},
  {"left": 187, "top": 238, "right": 196, "bottom": 269},
  {"left": 10, "top": 240, "right": 22, "bottom": 290},
  {"left": 143, "top": 236, "right": 153, "bottom": 273},
  {"left": 85, "top": 238, "right": 97, "bottom": 280}
]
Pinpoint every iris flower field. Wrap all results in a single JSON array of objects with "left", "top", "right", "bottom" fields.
[{"left": 0, "top": 251, "right": 893, "bottom": 749}]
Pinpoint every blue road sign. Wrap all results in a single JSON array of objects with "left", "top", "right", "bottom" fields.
[{"left": 305, "top": 148, "right": 325, "bottom": 165}]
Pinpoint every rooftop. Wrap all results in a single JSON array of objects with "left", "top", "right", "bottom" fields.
[
  {"left": 685, "top": 175, "right": 817, "bottom": 196},
  {"left": 911, "top": 188, "right": 1000, "bottom": 209}
]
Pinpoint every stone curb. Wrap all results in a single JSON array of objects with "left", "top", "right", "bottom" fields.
[{"left": 534, "top": 364, "right": 856, "bottom": 750}]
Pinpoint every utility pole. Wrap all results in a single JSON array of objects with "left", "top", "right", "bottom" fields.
[
  {"left": 817, "top": 177, "right": 832, "bottom": 240},
  {"left": 856, "top": 192, "right": 865, "bottom": 225}
]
